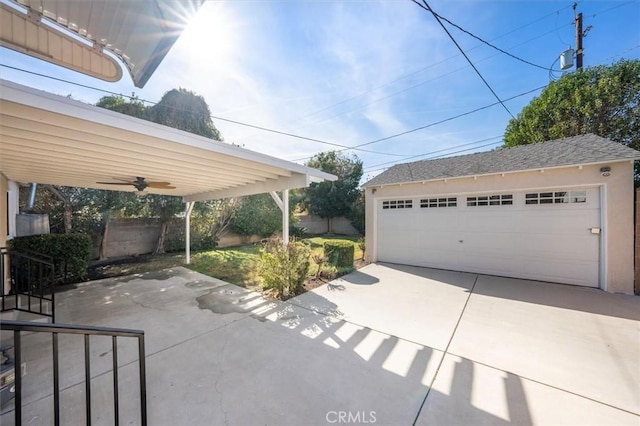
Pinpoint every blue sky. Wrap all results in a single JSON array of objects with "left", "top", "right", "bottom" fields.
[{"left": 1, "top": 0, "right": 638, "bottom": 182}]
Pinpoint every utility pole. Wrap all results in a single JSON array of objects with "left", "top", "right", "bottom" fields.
[{"left": 574, "top": 3, "right": 583, "bottom": 70}]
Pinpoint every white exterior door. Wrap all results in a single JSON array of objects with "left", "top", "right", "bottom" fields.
[{"left": 375, "top": 188, "right": 601, "bottom": 287}]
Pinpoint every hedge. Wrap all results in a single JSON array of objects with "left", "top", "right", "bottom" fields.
[
  {"left": 9, "top": 234, "right": 92, "bottom": 282},
  {"left": 323, "top": 241, "right": 354, "bottom": 268}
]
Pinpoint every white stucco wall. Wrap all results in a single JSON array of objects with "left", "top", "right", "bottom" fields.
[{"left": 365, "top": 161, "right": 636, "bottom": 294}]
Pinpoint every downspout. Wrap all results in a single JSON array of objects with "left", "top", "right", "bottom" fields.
[
  {"left": 185, "top": 201, "right": 195, "bottom": 264},
  {"left": 24, "top": 183, "right": 37, "bottom": 212}
]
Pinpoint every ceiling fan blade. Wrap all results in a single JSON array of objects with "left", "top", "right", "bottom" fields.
[
  {"left": 96, "top": 181, "right": 135, "bottom": 185},
  {"left": 146, "top": 182, "right": 175, "bottom": 188}
]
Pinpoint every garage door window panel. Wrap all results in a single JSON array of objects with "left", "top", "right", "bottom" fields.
[
  {"left": 421, "top": 197, "right": 457, "bottom": 208},
  {"left": 467, "top": 194, "right": 513, "bottom": 207},
  {"left": 525, "top": 190, "right": 587, "bottom": 205},
  {"left": 382, "top": 200, "right": 413, "bottom": 210}
]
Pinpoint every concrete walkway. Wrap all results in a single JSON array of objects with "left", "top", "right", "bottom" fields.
[{"left": 1, "top": 264, "right": 638, "bottom": 425}]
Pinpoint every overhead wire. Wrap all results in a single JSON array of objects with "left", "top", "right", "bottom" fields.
[
  {"left": 426, "top": 7, "right": 560, "bottom": 71},
  {"left": 292, "top": 84, "right": 546, "bottom": 162},
  {"left": 292, "top": 1, "right": 579, "bottom": 123},
  {"left": 363, "top": 135, "right": 503, "bottom": 172},
  {"left": 364, "top": 139, "right": 505, "bottom": 175},
  {"left": 0, "top": 63, "right": 408, "bottom": 158},
  {"left": 227, "top": 0, "right": 578, "bottom": 149},
  {"left": 1, "top": 63, "right": 545, "bottom": 165},
  {"left": 411, "top": 0, "right": 515, "bottom": 119},
  {"left": 4, "top": 0, "right": 630, "bottom": 169}
]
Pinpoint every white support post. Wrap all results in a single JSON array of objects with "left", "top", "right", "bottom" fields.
[
  {"left": 184, "top": 201, "right": 195, "bottom": 264},
  {"left": 282, "top": 189, "right": 289, "bottom": 246},
  {"left": 269, "top": 190, "right": 289, "bottom": 246},
  {"left": 7, "top": 181, "right": 18, "bottom": 240}
]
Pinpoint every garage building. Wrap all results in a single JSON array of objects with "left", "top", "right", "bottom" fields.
[{"left": 363, "top": 134, "right": 639, "bottom": 294}]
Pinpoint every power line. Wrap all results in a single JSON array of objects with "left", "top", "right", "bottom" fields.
[
  {"left": 428, "top": 8, "right": 560, "bottom": 71},
  {"left": 0, "top": 63, "right": 406, "bottom": 158},
  {"left": 364, "top": 139, "right": 505, "bottom": 175},
  {"left": 292, "top": 84, "right": 545, "bottom": 162},
  {"left": 289, "top": 1, "right": 578, "bottom": 124},
  {"left": 363, "top": 135, "right": 503, "bottom": 171},
  {"left": 285, "top": 25, "right": 569, "bottom": 133},
  {"left": 230, "top": 1, "right": 579, "bottom": 149},
  {"left": 1, "top": 63, "right": 545, "bottom": 165},
  {"left": 411, "top": 0, "right": 515, "bottom": 119}
]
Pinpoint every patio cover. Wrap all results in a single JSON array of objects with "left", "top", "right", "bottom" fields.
[
  {"left": 0, "top": 79, "right": 335, "bottom": 200},
  {"left": 0, "top": 0, "right": 204, "bottom": 87},
  {"left": 0, "top": 79, "right": 336, "bottom": 256}
]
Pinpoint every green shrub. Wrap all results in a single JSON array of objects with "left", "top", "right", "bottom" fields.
[
  {"left": 259, "top": 237, "right": 310, "bottom": 298},
  {"left": 9, "top": 233, "right": 92, "bottom": 282},
  {"left": 323, "top": 241, "right": 354, "bottom": 267},
  {"left": 320, "top": 265, "right": 355, "bottom": 280},
  {"left": 233, "top": 194, "right": 282, "bottom": 237}
]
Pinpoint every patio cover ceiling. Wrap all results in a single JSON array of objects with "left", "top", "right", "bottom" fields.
[
  {"left": 0, "top": 79, "right": 337, "bottom": 202},
  {"left": 0, "top": 0, "right": 204, "bottom": 87}
]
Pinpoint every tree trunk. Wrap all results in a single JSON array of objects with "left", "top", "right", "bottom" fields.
[
  {"left": 155, "top": 221, "right": 169, "bottom": 254},
  {"left": 63, "top": 205, "right": 72, "bottom": 233},
  {"left": 46, "top": 185, "right": 73, "bottom": 233},
  {"left": 99, "top": 211, "right": 111, "bottom": 260},
  {"left": 327, "top": 217, "right": 333, "bottom": 233}
]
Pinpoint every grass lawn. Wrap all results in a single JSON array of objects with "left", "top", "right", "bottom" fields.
[
  {"left": 189, "top": 244, "right": 262, "bottom": 290},
  {"left": 88, "top": 235, "right": 364, "bottom": 293}
]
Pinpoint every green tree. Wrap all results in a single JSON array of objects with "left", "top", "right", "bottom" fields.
[
  {"left": 232, "top": 194, "right": 284, "bottom": 237},
  {"left": 504, "top": 59, "right": 640, "bottom": 181},
  {"left": 96, "top": 88, "right": 225, "bottom": 253},
  {"left": 305, "top": 151, "right": 363, "bottom": 232},
  {"left": 147, "top": 88, "right": 222, "bottom": 141},
  {"left": 96, "top": 94, "right": 146, "bottom": 118},
  {"left": 146, "top": 195, "right": 185, "bottom": 254},
  {"left": 81, "top": 189, "right": 142, "bottom": 260}
]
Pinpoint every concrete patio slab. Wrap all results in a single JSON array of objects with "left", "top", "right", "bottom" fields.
[
  {"left": 448, "top": 275, "right": 640, "bottom": 415},
  {"left": 416, "top": 354, "right": 639, "bottom": 425},
  {"left": 3, "top": 264, "right": 639, "bottom": 425},
  {"left": 144, "top": 302, "right": 443, "bottom": 425},
  {"left": 2, "top": 267, "right": 444, "bottom": 425},
  {"left": 291, "top": 263, "right": 476, "bottom": 350}
]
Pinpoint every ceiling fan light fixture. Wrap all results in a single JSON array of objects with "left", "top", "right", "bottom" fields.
[{"left": 134, "top": 190, "right": 146, "bottom": 197}]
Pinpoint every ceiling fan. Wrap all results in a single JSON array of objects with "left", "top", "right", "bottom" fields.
[{"left": 96, "top": 177, "right": 176, "bottom": 193}]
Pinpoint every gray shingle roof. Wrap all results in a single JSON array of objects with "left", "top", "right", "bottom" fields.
[{"left": 363, "top": 134, "right": 640, "bottom": 187}]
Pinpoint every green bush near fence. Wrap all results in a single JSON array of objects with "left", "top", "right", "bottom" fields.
[
  {"left": 9, "top": 234, "right": 92, "bottom": 282},
  {"left": 323, "top": 240, "right": 354, "bottom": 268}
]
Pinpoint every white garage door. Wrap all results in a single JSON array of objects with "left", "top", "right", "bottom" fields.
[{"left": 376, "top": 188, "right": 601, "bottom": 287}]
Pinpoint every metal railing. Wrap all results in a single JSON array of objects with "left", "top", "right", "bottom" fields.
[
  {"left": 1, "top": 320, "right": 147, "bottom": 426},
  {"left": 1, "top": 248, "right": 55, "bottom": 321}
]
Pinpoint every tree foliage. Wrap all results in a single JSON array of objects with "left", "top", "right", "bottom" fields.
[
  {"left": 96, "top": 94, "right": 146, "bottom": 118},
  {"left": 504, "top": 59, "right": 640, "bottom": 152},
  {"left": 147, "top": 88, "right": 222, "bottom": 141},
  {"left": 305, "top": 152, "right": 363, "bottom": 226},
  {"left": 232, "top": 194, "right": 283, "bottom": 237},
  {"left": 95, "top": 88, "right": 224, "bottom": 253}
]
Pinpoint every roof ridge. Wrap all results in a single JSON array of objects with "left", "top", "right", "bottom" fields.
[{"left": 363, "top": 134, "right": 640, "bottom": 187}]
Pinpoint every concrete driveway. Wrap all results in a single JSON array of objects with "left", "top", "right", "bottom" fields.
[{"left": 2, "top": 264, "right": 638, "bottom": 425}]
